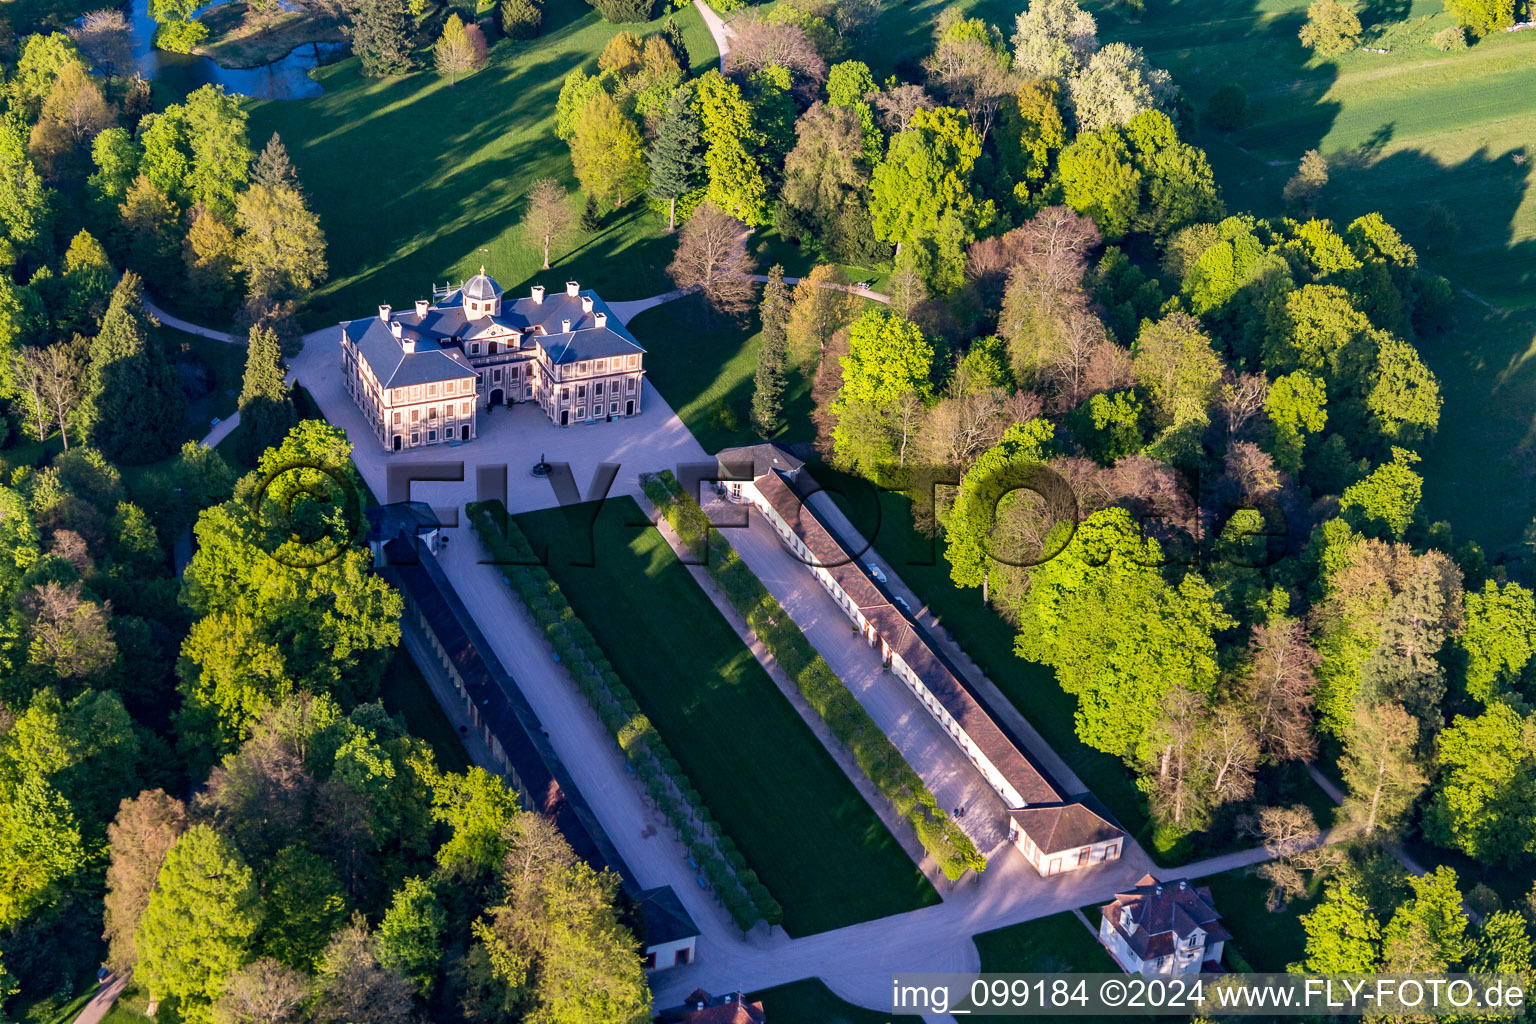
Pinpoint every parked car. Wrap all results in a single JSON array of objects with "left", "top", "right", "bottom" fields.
[
  {"left": 866, "top": 562, "right": 887, "bottom": 583},
  {"left": 894, "top": 595, "right": 911, "bottom": 612}
]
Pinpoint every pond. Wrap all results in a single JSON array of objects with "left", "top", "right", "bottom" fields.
[{"left": 121, "top": 0, "right": 346, "bottom": 99}]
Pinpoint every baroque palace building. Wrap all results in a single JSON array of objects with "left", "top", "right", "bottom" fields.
[{"left": 340, "top": 271, "right": 647, "bottom": 451}]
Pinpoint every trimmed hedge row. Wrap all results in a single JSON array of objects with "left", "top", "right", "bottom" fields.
[
  {"left": 466, "top": 500, "right": 783, "bottom": 929},
  {"left": 640, "top": 472, "right": 987, "bottom": 880}
]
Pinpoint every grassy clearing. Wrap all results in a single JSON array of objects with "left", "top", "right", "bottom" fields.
[
  {"left": 751, "top": 979, "right": 923, "bottom": 1024},
  {"left": 196, "top": 1, "right": 346, "bottom": 68},
  {"left": 1201, "top": 866, "right": 1320, "bottom": 972},
  {"left": 627, "top": 293, "right": 820, "bottom": 454},
  {"left": 974, "top": 911, "right": 1118, "bottom": 972},
  {"left": 513, "top": 496, "right": 938, "bottom": 935},
  {"left": 377, "top": 644, "right": 473, "bottom": 773},
  {"left": 245, "top": 0, "right": 719, "bottom": 327},
  {"left": 968, "top": 912, "right": 1126, "bottom": 1022}
]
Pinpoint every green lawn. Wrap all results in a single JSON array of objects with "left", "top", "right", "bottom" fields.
[
  {"left": 968, "top": 912, "right": 1125, "bottom": 1022},
  {"left": 1201, "top": 866, "right": 1319, "bottom": 973},
  {"left": 245, "top": 0, "right": 720, "bottom": 329},
  {"left": 627, "top": 294, "right": 821, "bottom": 454},
  {"left": 751, "top": 979, "right": 923, "bottom": 1024},
  {"left": 378, "top": 645, "right": 473, "bottom": 773},
  {"left": 974, "top": 911, "right": 1118, "bottom": 973},
  {"left": 513, "top": 497, "right": 938, "bottom": 935}
]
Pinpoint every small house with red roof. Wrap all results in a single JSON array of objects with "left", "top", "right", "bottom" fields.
[
  {"left": 656, "top": 989, "right": 766, "bottom": 1024},
  {"left": 1097, "top": 874, "right": 1230, "bottom": 974}
]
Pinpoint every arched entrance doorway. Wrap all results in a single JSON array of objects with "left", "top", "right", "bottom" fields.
[
  {"left": 489, "top": 387, "right": 504, "bottom": 406},
  {"left": 560, "top": 410, "right": 569, "bottom": 426},
  {"left": 393, "top": 435, "right": 401, "bottom": 451},
  {"left": 625, "top": 400, "right": 634, "bottom": 416}
]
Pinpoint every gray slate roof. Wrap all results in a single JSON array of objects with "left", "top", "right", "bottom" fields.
[{"left": 345, "top": 283, "right": 644, "bottom": 387}]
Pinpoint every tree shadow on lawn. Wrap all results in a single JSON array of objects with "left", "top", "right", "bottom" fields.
[{"left": 250, "top": 0, "right": 694, "bottom": 322}]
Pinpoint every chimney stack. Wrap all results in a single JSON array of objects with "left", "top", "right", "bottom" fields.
[
  {"left": 401, "top": 337, "right": 416, "bottom": 354},
  {"left": 595, "top": 312, "right": 608, "bottom": 328},
  {"left": 561, "top": 318, "right": 572, "bottom": 333},
  {"left": 581, "top": 295, "right": 594, "bottom": 313},
  {"left": 389, "top": 320, "right": 402, "bottom": 339},
  {"left": 378, "top": 304, "right": 391, "bottom": 321},
  {"left": 531, "top": 284, "right": 545, "bottom": 304},
  {"left": 566, "top": 281, "right": 579, "bottom": 297},
  {"left": 415, "top": 299, "right": 429, "bottom": 317}
]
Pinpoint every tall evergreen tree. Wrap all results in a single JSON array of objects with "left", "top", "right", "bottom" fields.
[
  {"left": 664, "top": 16, "right": 688, "bottom": 72},
  {"left": 344, "top": 0, "right": 415, "bottom": 77},
  {"left": 647, "top": 88, "right": 705, "bottom": 231},
  {"left": 77, "top": 273, "right": 188, "bottom": 464},
  {"left": 579, "top": 193, "right": 601, "bottom": 232},
  {"left": 237, "top": 324, "right": 297, "bottom": 464},
  {"left": 251, "top": 132, "right": 299, "bottom": 193},
  {"left": 752, "top": 264, "right": 790, "bottom": 433}
]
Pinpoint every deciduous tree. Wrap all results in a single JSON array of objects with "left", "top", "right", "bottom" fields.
[
  {"left": 520, "top": 177, "right": 574, "bottom": 270},
  {"left": 235, "top": 184, "right": 327, "bottom": 304},
  {"left": 1425, "top": 704, "right": 1536, "bottom": 866},
  {"left": 136, "top": 825, "right": 263, "bottom": 1022},
  {"left": 1299, "top": 0, "right": 1362, "bottom": 55},
  {"left": 693, "top": 70, "right": 770, "bottom": 226},
  {"left": 569, "top": 92, "right": 648, "bottom": 209},
  {"left": 1340, "top": 702, "right": 1426, "bottom": 838},
  {"left": 667, "top": 201, "right": 756, "bottom": 318},
  {"left": 433, "top": 14, "right": 487, "bottom": 85}
]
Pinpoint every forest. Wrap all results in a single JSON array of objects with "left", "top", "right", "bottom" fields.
[
  {"left": 565, "top": 0, "right": 1536, "bottom": 981},
  {"left": 0, "top": 16, "right": 652, "bottom": 1020}
]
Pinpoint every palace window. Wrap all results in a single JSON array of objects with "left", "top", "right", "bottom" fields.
[
  {"left": 595, "top": 381, "right": 603, "bottom": 396},
  {"left": 427, "top": 384, "right": 437, "bottom": 397},
  {"left": 626, "top": 378, "right": 636, "bottom": 392},
  {"left": 560, "top": 388, "right": 569, "bottom": 401},
  {"left": 428, "top": 430, "right": 437, "bottom": 441},
  {"left": 470, "top": 342, "right": 480, "bottom": 355},
  {"left": 576, "top": 407, "right": 585, "bottom": 419},
  {"left": 628, "top": 355, "right": 638, "bottom": 368},
  {"left": 393, "top": 411, "right": 401, "bottom": 424},
  {"left": 610, "top": 402, "right": 618, "bottom": 414},
  {"left": 577, "top": 384, "right": 586, "bottom": 398},
  {"left": 578, "top": 361, "right": 589, "bottom": 374}
]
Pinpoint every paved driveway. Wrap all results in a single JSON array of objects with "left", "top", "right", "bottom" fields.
[
  {"left": 289, "top": 324, "right": 710, "bottom": 519},
  {"left": 712, "top": 502, "right": 1011, "bottom": 854}
]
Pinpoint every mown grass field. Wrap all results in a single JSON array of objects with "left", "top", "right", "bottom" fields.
[
  {"left": 751, "top": 979, "right": 924, "bottom": 1023},
  {"left": 513, "top": 496, "right": 939, "bottom": 935},
  {"left": 246, "top": 0, "right": 719, "bottom": 325},
  {"left": 629, "top": 293, "right": 824, "bottom": 454},
  {"left": 1202, "top": 865, "right": 1321, "bottom": 972}
]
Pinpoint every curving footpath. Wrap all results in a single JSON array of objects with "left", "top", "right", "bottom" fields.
[{"left": 694, "top": 0, "right": 733, "bottom": 59}]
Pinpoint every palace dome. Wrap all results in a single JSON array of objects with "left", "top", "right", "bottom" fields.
[{"left": 462, "top": 267, "right": 501, "bottom": 301}]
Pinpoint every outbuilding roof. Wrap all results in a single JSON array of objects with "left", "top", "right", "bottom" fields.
[{"left": 374, "top": 522, "right": 698, "bottom": 953}]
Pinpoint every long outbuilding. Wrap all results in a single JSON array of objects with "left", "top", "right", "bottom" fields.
[{"left": 714, "top": 446, "right": 1126, "bottom": 877}]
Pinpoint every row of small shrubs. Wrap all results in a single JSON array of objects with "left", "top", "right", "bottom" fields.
[
  {"left": 466, "top": 500, "right": 783, "bottom": 929},
  {"left": 640, "top": 472, "right": 987, "bottom": 880}
]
